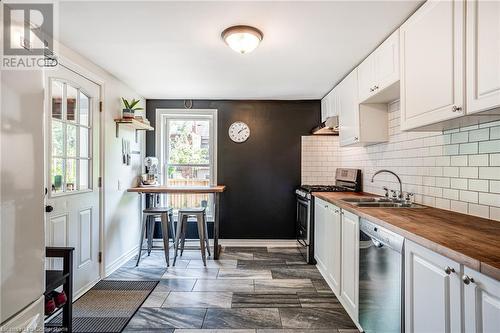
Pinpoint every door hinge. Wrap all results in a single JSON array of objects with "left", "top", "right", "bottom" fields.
[
  {"left": 99, "top": 101, "right": 103, "bottom": 112},
  {"left": 98, "top": 176, "right": 102, "bottom": 188},
  {"left": 98, "top": 252, "right": 102, "bottom": 263}
]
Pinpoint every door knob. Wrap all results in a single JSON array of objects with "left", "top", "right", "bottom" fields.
[
  {"left": 45, "top": 205, "right": 54, "bottom": 213},
  {"left": 462, "top": 275, "right": 475, "bottom": 285},
  {"left": 444, "top": 266, "right": 455, "bottom": 275}
]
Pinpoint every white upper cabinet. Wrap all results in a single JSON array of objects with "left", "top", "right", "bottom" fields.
[
  {"left": 463, "top": 266, "right": 500, "bottom": 332},
  {"left": 358, "top": 30, "right": 400, "bottom": 103},
  {"left": 339, "top": 69, "right": 388, "bottom": 147},
  {"left": 400, "top": 0, "right": 465, "bottom": 131},
  {"left": 466, "top": 0, "right": 500, "bottom": 114},
  {"left": 339, "top": 70, "right": 361, "bottom": 146},
  {"left": 405, "top": 240, "right": 462, "bottom": 333},
  {"left": 321, "top": 88, "right": 340, "bottom": 122}
]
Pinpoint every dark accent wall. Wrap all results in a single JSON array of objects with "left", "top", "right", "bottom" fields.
[{"left": 146, "top": 100, "right": 320, "bottom": 239}]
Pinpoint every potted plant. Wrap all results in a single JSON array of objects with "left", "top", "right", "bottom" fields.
[{"left": 121, "top": 98, "right": 143, "bottom": 119}]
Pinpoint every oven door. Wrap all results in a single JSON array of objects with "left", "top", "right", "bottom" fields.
[{"left": 296, "top": 196, "right": 310, "bottom": 247}]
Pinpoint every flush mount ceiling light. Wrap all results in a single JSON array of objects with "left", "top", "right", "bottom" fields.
[{"left": 221, "top": 25, "right": 263, "bottom": 54}]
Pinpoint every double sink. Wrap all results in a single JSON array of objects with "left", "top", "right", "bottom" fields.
[{"left": 341, "top": 197, "right": 424, "bottom": 208}]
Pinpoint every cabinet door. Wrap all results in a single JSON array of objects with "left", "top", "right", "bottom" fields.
[
  {"left": 325, "top": 204, "right": 342, "bottom": 295},
  {"left": 358, "top": 55, "right": 375, "bottom": 102},
  {"left": 400, "top": 0, "right": 465, "bottom": 130},
  {"left": 374, "top": 29, "right": 399, "bottom": 94},
  {"left": 463, "top": 267, "right": 500, "bottom": 333},
  {"left": 314, "top": 199, "right": 327, "bottom": 271},
  {"left": 340, "top": 210, "right": 359, "bottom": 321},
  {"left": 339, "top": 69, "right": 360, "bottom": 146},
  {"left": 405, "top": 240, "right": 462, "bottom": 333},
  {"left": 466, "top": 0, "right": 500, "bottom": 114}
]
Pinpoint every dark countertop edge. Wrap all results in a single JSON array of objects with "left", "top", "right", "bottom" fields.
[{"left": 312, "top": 192, "right": 500, "bottom": 281}]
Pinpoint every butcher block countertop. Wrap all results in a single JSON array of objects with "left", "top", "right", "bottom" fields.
[
  {"left": 127, "top": 185, "right": 226, "bottom": 193},
  {"left": 313, "top": 191, "right": 500, "bottom": 281}
]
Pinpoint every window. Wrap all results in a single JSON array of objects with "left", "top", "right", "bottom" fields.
[
  {"left": 158, "top": 110, "right": 217, "bottom": 219},
  {"left": 50, "top": 79, "right": 92, "bottom": 195}
]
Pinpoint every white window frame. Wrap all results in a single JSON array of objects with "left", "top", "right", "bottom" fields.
[
  {"left": 156, "top": 109, "right": 217, "bottom": 186},
  {"left": 48, "top": 78, "right": 93, "bottom": 197}
]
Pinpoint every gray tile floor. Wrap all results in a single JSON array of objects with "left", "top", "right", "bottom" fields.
[{"left": 111, "top": 246, "right": 359, "bottom": 333}]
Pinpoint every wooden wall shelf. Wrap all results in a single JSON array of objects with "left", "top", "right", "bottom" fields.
[{"left": 114, "top": 118, "right": 154, "bottom": 142}]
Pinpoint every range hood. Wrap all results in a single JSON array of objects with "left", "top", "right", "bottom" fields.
[{"left": 311, "top": 116, "right": 339, "bottom": 135}]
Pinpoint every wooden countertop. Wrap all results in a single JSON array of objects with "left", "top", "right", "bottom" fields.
[
  {"left": 313, "top": 191, "right": 500, "bottom": 281},
  {"left": 127, "top": 185, "right": 226, "bottom": 193}
]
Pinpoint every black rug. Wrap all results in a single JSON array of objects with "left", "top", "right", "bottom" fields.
[{"left": 47, "top": 280, "right": 158, "bottom": 332}]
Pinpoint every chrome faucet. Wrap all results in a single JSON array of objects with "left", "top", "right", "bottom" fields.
[{"left": 371, "top": 169, "right": 403, "bottom": 200}]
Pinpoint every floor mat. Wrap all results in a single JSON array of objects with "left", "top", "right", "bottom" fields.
[{"left": 47, "top": 280, "right": 158, "bottom": 332}]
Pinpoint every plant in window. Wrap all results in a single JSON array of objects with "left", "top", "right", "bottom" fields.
[{"left": 121, "top": 98, "right": 143, "bottom": 119}]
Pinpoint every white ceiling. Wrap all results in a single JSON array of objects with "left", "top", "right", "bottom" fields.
[{"left": 59, "top": 1, "right": 422, "bottom": 100}]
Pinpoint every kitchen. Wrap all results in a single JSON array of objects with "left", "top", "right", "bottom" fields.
[{"left": 1, "top": 0, "right": 500, "bottom": 333}]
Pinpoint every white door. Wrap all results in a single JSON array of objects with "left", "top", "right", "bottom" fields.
[
  {"left": 45, "top": 65, "right": 101, "bottom": 296},
  {"left": 463, "top": 267, "right": 500, "bottom": 333},
  {"left": 325, "top": 204, "right": 341, "bottom": 296},
  {"left": 340, "top": 209, "right": 359, "bottom": 321},
  {"left": 405, "top": 240, "right": 462, "bottom": 333},
  {"left": 466, "top": 0, "right": 500, "bottom": 114},
  {"left": 400, "top": 0, "right": 465, "bottom": 130}
]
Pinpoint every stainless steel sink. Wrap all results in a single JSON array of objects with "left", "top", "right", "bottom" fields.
[
  {"left": 340, "top": 197, "right": 425, "bottom": 208},
  {"left": 354, "top": 202, "right": 424, "bottom": 208},
  {"left": 341, "top": 197, "right": 393, "bottom": 203}
]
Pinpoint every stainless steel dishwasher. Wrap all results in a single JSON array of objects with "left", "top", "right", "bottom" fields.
[{"left": 359, "top": 218, "right": 405, "bottom": 333}]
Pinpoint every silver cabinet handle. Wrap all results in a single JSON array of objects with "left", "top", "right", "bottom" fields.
[
  {"left": 354, "top": 137, "right": 359, "bottom": 141},
  {"left": 452, "top": 105, "right": 462, "bottom": 112},
  {"left": 462, "top": 275, "right": 475, "bottom": 285},
  {"left": 369, "top": 87, "right": 374, "bottom": 92},
  {"left": 374, "top": 85, "right": 379, "bottom": 90},
  {"left": 444, "top": 266, "right": 455, "bottom": 275}
]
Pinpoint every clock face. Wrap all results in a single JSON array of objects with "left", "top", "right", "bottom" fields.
[{"left": 228, "top": 121, "right": 250, "bottom": 143}]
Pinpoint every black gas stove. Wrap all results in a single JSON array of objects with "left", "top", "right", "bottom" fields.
[{"left": 295, "top": 168, "right": 362, "bottom": 264}]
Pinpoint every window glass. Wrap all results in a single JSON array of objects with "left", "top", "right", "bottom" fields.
[
  {"left": 79, "top": 159, "right": 89, "bottom": 190},
  {"left": 168, "top": 120, "right": 210, "bottom": 165},
  {"left": 79, "top": 92, "right": 89, "bottom": 126},
  {"left": 66, "top": 159, "right": 76, "bottom": 192},
  {"left": 66, "top": 124, "right": 77, "bottom": 157},
  {"left": 50, "top": 80, "right": 93, "bottom": 195},
  {"left": 51, "top": 121, "right": 64, "bottom": 156},
  {"left": 51, "top": 81, "right": 63, "bottom": 119},
  {"left": 66, "top": 85, "right": 77, "bottom": 121},
  {"left": 51, "top": 158, "right": 64, "bottom": 193}
]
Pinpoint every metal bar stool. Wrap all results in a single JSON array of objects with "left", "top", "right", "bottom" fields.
[
  {"left": 173, "top": 207, "right": 211, "bottom": 266},
  {"left": 136, "top": 207, "right": 173, "bottom": 266}
]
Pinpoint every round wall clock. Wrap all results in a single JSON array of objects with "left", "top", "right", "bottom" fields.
[{"left": 228, "top": 121, "right": 250, "bottom": 143}]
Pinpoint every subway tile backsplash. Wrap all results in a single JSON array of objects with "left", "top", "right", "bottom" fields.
[{"left": 302, "top": 100, "right": 500, "bottom": 221}]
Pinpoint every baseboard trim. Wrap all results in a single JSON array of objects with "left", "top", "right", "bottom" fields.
[
  {"left": 104, "top": 245, "right": 138, "bottom": 277},
  {"left": 218, "top": 239, "right": 298, "bottom": 247}
]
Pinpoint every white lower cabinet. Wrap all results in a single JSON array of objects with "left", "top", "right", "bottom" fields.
[
  {"left": 405, "top": 239, "right": 462, "bottom": 333},
  {"left": 314, "top": 199, "right": 342, "bottom": 295},
  {"left": 340, "top": 209, "right": 359, "bottom": 322},
  {"left": 463, "top": 267, "right": 500, "bottom": 333}
]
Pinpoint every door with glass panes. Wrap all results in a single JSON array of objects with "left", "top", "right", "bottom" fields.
[{"left": 45, "top": 66, "right": 101, "bottom": 296}]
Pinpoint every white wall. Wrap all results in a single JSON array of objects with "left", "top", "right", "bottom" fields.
[
  {"left": 57, "top": 43, "right": 145, "bottom": 275},
  {"left": 302, "top": 100, "right": 500, "bottom": 221}
]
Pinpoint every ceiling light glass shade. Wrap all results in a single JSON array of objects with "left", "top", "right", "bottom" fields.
[{"left": 222, "top": 25, "right": 263, "bottom": 54}]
